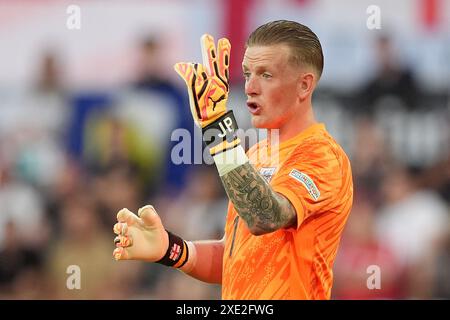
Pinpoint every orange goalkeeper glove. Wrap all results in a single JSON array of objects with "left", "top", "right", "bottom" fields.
[{"left": 174, "top": 34, "right": 243, "bottom": 159}]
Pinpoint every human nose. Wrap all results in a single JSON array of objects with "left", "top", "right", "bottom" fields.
[{"left": 245, "top": 75, "right": 260, "bottom": 96}]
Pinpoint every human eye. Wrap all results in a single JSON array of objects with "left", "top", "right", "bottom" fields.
[
  {"left": 243, "top": 71, "right": 251, "bottom": 80},
  {"left": 262, "top": 72, "right": 272, "bottom": 79}
]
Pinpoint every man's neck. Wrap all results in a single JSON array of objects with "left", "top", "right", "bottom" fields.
[{"left": 267, "top": 105, "right": 317, "bottom": 145}]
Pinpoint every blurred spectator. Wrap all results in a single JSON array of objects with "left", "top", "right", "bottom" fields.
[
  {"left": 333, "top": 197, "right": 405, "bottom": 299},
  {"left": 358, "top": 35, "right": 420, "bottom": 116},
  {"left": 133, "top": 36, "right": 173, "bottom": 90},
  {"left": 45, "top": 156, "right": 86, "bottom": 238},
  {"left": 0, "top": 50, "right": 69, "bottom": 190},
  {"left": 351, "top": 117, "right": 392, "bottom": 208},
  {"left": 44, "top": 193, "right": 116, "bottom": 299},
  {"left": 35, "top": 50, "right": 65, "bottom": 94},
  {"left": 82, "top": 111, "right": 155, "bottom": 192},
  {"left": 0, "top": 162, "right": 48, "bottom": 249},
  {"left": 132, "top": 35, "right": 194, "bottom": 194},
  {"left": 28, "top": 49, "right": 69, "bottom": 138},
  {"left": 29, "top": 49, "right": 70, "bottom": 141},
  {"left": 0, "top": 221, "right": 44, "bottom": 298},
  {"left": 375, "top": 166, "right": 449, "bottom": 298}
]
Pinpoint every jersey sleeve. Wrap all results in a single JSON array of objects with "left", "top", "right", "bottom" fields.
[{"left": 271, "top": 138, "right": 345, "bottom": 230}]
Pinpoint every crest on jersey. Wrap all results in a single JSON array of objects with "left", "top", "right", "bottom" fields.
[
  {"left": 260, "top": 167, "right": 277, "bottom": 182},
  {"left": 289, "top": 169, "right": 320, "bottom": 201}
]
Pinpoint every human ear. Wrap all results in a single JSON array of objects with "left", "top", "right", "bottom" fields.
[{"left": 298, "top": 73, "right": 315, "bottom": 101}]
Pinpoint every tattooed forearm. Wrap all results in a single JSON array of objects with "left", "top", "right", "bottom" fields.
[{"left": 221, "top": 162, "right": 297, "bottom": 235}]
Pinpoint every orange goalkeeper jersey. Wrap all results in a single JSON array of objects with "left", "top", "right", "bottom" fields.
[{"left": 222, "top": 123, "right": 353, "bottom": 300}]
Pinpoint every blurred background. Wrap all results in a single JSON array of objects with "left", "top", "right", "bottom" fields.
[{"left": 0, "top": 0, "right": 449, "bottom": 300}]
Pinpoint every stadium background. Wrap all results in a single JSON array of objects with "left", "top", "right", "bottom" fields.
[{"left": 0, "top": 0, "right": 449, "bottom": 299}]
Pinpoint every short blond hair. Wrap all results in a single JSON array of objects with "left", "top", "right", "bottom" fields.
[{"left": 246, "top": 20, "right": 324, "bottom": 78}]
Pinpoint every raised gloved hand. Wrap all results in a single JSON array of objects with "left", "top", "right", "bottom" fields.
[
  {"left": 174, "top": 34, "right": 242, "bottom": 160},
  {"left": 174, "top": 34, "right": 231, "bottom": 128}
]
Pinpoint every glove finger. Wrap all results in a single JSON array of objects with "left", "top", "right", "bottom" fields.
[
  {"left": 194, "top": 63, "right": 208, "bottom": 88},
  {"left": 114, "top": 235, "right": 133, "bottom": 248},
  {"left": 201, "top": 34, "right": 217, "bottom": 76},
  {"left": 113, "top": 247, "right": 129, "bottom": 260},
  {"left": 113, "top": 222, "right": 128, "bottom": 236},
  {"left": 116, "top": 208, "right": 139, "bottom": 226},
  {"left": 217, "top": 38, "right": 231, "bottom": 83},
  {"left": 176, "top": 62, "right": 203, "bottom": 125},
  {"left": 194, "top": 63, "right": 213, "bottom": 121},
  {"left": 194, "top": 63, "right": 209, "bottom": 98},
  {"left": 174, "top": 62, "right": 195, "bottom": 85},
  {"left": 138, "top": 205, "right": 162, "bottom": 228}
]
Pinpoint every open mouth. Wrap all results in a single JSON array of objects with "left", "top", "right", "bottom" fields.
[{"left": 247, "top": 102, "right": 261, "bottom": 115}]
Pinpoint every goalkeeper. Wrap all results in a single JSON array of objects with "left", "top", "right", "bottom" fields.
[{"left": 113, "top": 20, "right": 353, "bottom": 300}]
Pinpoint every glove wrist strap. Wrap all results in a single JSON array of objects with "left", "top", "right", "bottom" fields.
[
  {"left": 202, "top": 110, "right": 249, "bottom": 176},
  {"left": 202, "top": 110, "right": 240, "bottom": 155},
  {"left": 155, "top": 231, "right": 189, "bottom": 268}
]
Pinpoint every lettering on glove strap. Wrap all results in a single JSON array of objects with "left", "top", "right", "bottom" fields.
[
  {"left": 202, "top": 110, "right": 239, "bottom": 148},
  {"left": 218, "top": 116, "right": 234, "bottom": 138}
]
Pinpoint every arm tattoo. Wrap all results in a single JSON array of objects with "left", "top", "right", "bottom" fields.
[{"left": 221, "top": 162, "right": 297, "bottom": 235}]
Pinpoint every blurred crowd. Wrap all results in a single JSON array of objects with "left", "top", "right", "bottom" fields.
[{"left": 0, "top": 33, "right": 449, "bottom": 300}]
